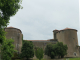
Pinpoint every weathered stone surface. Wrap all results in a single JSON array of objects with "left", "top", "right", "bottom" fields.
[
  {"left": 4, "top": 27, "right": 80, "bottom": 58},
  {"left": 4, "top": 27, "right": 22, "bottom": 54}
]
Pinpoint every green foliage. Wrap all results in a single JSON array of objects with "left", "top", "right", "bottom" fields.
[
  {"left": 35, "top": 47, "right": 44, "bottom": 60},
  {"left": 45, "top": 43, "right": 56, "bottom": 59},
  {"left": 1, "top": 38, "right": 15, "bottom": 60},
  {"left": 76, "top": 45, "right": 79, "bottom": 47},
  {"left": 13, "top": 52, "right": 20, "bottom": 58},
  {"left": 0, "top": 29, "right": 6, "bottom": 44},
  {"left": 0, "top": 0, "right": 23, "bottom": 17},
  {"left": 56, "top": 42, "right": 68, "bottom": 58},
  {"left": 45, "top": 43, "right": 54, "bottom": 56},
  {"left": 69, "top": 58, "right": 80, "bottom": 60},
  {"left": 20, "top": 40, "right": 34, "bottom": 59},
  {"left": 0, "top": 0, "right": 23, "bottom": 60},
  {"left": 45, "top": 42, "right": 68, "bottom": 59},
  {"left": 0, "top": 0, "right": 22, "bottom": 44},
  {"left": 50, "top": 52, "right": 55, "bottom": 59}
]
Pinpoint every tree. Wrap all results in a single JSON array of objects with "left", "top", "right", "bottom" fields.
[
  {"left": 35, "top": 47, "right": 44, "bottom": 60},
  {"left": 51, "top": 52, "right": 55, "bottom": 59},
  {"left": 20, "top": 41, "right": 34, "bottom": 59},
  {"left": 45, "top": 43, "right": 55, "bottom": 59},
  {"left": 0, "top": 0, "right": 23, "bottom": 44},
  {"left": 55, "top": 42, "right": 68, "bottom": 58},
  {"left": 0, "top": 1, "right": 23, "bottom": 60},
  {"left": 45, "top": 42, "right": 68, "bottom": 59},
  {"left": 1, "top": 38, "right": 16, "bottom": 60}
]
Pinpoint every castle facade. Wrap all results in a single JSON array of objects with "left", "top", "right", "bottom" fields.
[{"left": 4, "top": 27, "right": 80, "bottom": 58}]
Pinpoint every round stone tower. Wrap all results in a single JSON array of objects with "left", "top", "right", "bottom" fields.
[
  {"left": 53, "top": 28, "right": 79, "bottom": 57},
  {"left": 4, "top": 27, "right": 22, "bottom": 54}
]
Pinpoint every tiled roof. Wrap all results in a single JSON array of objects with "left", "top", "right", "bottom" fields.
[
  {"left": 63, "top": 28, "right": 72, "bottom": 30},
  {"left": 61, "top": 27, "right": 77, "bottom": 31},
  {"left": 54, "top": 29, "right": 58, "bottom": 31},
  {"left": 24, "top": 38, "right": 58, "bottom": 41},
  {"left": 5, "top": 26, "right": 22, "bottom": 33},
  {"left": 54, "top": 29, "right": 58, "bottom": 30},
  {"left": 53, "top": 29, "right": 59, "bottom": 32},
  {"left": 7, "top": 26, "right": 15, "bottom": 28},
  {"left": 25, "top": 40, "right": 48, "bottom": 41},
  {"left": 53, "top": 27, "right": 77, "bottom": 32}
]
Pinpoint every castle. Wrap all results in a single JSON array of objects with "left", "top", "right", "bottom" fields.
[{"left": 4, "top": 27, "right": 80, "bottom": 58}]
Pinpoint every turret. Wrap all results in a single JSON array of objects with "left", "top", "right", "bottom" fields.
[
  {"left": 53, "top": 29, "right": 58, "bottom": 39},
  {"left": 55, "top": 28, "right": 79, "bottom": 57}
]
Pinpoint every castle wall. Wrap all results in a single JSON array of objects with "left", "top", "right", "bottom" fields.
[
  {"left": 4, "top": 28, "right": 22, "bottom": 54},
  {"left": 56, "top": 30, "right": 65, "bottom": 44},
  {"left": 31, "top": 40, "right": 57, "bottom": 51},
  {"left": 56, "top": 29, "right": 79, "bottom": 57},
  {"left": 18, "top": 33, "right": 22, "bottom": 53},
  {"left": 27, "top": 40, "right": 58, "bottom": 59},
  {"left": 4, "top": 27, "right": 80, "bottom": 58}
]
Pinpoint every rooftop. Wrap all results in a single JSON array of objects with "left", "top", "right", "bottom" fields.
[
  {"left": 5, "top": 26, "right": 22, "bottom": 33},
  {"left": 7, "top": 26, "right": 15, "bottom": 28},
  {"left": 53, "top": 27, "right": 77, "bottom": 32},
  {"left": 63, "top": 27, "right": 73, "bottom": 30},
  {"left": 24, "top": 39, "right": 58, "bottom": 41},
  {"left": 25, "top": 40, "right": 48, "bottom": 41}
]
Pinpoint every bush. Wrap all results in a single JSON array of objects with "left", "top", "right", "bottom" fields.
[
  {"left": 35, "top": 47, "right": 44, "bottom": 60},
  {"left": 45, "top": 42, "right": 68, "bottom": 59},
  {"left": 20, "top": 41, "right": 34, "bottom": 59}
]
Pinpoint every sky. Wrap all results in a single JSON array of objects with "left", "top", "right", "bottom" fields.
[{"left": 7, "top": 0, "right": 80, "bottom": 45}]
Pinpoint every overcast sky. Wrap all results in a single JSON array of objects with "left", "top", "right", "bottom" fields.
[{"left": 7, "top": 0, "right": 80, "bottom": 45}]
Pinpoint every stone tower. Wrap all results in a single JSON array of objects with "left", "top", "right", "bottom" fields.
[
  {"left": 53, "top": 29, "right": 58, "bottom": 39},
  {"left": 4, "top": 27, "right": 22, "bottom": 54},
  {"left": 53, "top": 28, "right": 79, "bottom": 57}
]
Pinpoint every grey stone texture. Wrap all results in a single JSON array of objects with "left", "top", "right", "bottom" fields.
[
  {"left": 53, "top": 28, "right": 80, "bottom": 57},
  {"left": 4, "top": 27, "right": 22, "bottom": 54},
  {"left": 4, "top": 27, "right": 80, "bottom": 59}
]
